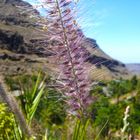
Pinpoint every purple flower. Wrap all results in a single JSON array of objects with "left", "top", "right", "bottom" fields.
[{"left": 40, "top": 0, "right": 92, "bottom": 116}]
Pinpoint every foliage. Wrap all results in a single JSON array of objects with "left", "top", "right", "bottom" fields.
[
  {"left": 131, "top": 75, "right": 138, "bottom": 90},
  {"left": 0, "top": 103, "right": 22, "bottom": 140},
  {"left": 2, "top": 73, "right": 140, "bottom": 139},
  {"left": 18, "top": 72, "right": 46, "bottom": 126},
  {"left": 129, "top": 92, "right": 140, "bottom": 134},
  {"left": 108, "top": 79, "right": 132, "bottom": 97},
  {"left": 5, "top": 73, "right": 48, "bottom": 91},
  {"left": 35, "top": 88, "right": 66, "bottom": 127},
  {"left": 1, "top": 73, "right": 47, "bottom": 139},
  {"left": 91, "top": 96, "right": 123, "bottom": 137},
  {"left": 72, "top": 119, "right": 90, "bottom": 140}
]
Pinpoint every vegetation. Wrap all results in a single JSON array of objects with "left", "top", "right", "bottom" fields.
[
  {"left": 0, "top": 103, "right": 18, "bottom": 140},
  {"left": 0, "top": 0, "right": 140, "bottom": 139},
  {"left": 1, "top": 74, "right": 140, "bottom": 139}
]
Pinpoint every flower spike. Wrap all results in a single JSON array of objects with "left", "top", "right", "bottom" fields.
[{"left": 39, "top": 0, "right": 92, "bottom": 117}]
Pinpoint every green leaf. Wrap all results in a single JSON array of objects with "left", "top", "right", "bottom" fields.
[{"left": 29, "top": 83, "right": 45, "bottom": 124}]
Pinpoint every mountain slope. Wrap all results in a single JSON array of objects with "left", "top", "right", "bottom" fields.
[
  {"left": 126, "top": 64, "right": 140, "bottom": 76},
  {"left": 0, "top": 0, "right": 129, "bottom": 80}
]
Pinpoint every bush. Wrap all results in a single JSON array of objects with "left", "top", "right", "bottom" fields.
[{"left": 0, "top": 103, "right": 17, "bottom": 139}]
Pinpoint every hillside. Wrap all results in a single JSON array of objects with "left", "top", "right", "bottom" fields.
[
  {"left": 0, "top": 0, "right": 129, "bottom": 80},
  {"left": 126, "top": 63, "right": 140, "bottom": 76}
]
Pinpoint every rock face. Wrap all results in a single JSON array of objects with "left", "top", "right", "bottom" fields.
[
  {"left": 81, "top": 38, "right": 129, "bottom": 80},
  {"left": 0, "top": 30, "right": 25, "bottom": 52},
  {"left": 0, "top": 0, "right": 129, "bottom": 80}
]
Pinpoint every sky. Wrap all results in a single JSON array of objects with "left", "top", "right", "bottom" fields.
[{"left": 24, "top": 0, "right": 140, "bottom": 63}]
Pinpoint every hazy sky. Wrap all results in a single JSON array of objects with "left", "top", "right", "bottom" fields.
[{"left": 25, "top": 0, "right": 140, "bottom": 63}]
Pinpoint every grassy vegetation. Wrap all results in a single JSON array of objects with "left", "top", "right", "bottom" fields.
[{"left": 0, "top": 74, "right": 140, "bottom": 139}]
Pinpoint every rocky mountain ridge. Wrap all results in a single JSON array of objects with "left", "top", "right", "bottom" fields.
[{"left": 0, "top": 0, "right": 129, "bottom": 80}]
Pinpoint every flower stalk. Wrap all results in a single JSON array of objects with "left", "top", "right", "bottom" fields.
[{"left": 39, "top": 0, "right": 92, "bottom": 117}]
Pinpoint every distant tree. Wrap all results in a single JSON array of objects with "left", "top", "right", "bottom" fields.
[
  {"left": 136, "top": 79, "right": 140, "bottom": 93},
  {"left": 129, "top": 100, "right": 140, "bottom": 135},
  {"left": 131, "top": 75, "right": 138, "bottom": 90},
  {"left": 92, "top": 96, "right": 123, "bottom": 137}
]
